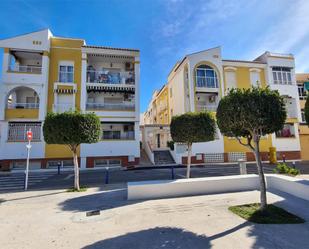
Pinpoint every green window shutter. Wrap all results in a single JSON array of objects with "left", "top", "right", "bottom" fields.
[{"left": 304, "top": 82, "right": 309, "bottom": 91}]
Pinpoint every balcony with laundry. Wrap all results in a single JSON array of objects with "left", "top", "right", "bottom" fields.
[
  {"left": 195, "top": 92, "right": 219, "bottom": 112},
  {"left": 85, "top": 53, "right": 136, "bottom": 94}
]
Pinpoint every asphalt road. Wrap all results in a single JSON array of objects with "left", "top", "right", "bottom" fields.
[{"left": 0, "top": 162, "right": 308, "bottom": 193}]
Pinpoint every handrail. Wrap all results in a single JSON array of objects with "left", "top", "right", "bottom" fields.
[
  {"left": 8, "top": 65, "right": 42, "bottom": 73},
  {"left": 7, "top": 103, "right": 39, "bottom": 109}
]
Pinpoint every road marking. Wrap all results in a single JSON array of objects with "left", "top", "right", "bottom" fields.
[{"left": 64, "top": 174, "right": 74, "bottom": 180}]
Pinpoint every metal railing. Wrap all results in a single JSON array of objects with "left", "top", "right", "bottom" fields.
[
  {"left": 8, "top": 122, "right": 41, "bottom": 142},
  {"left": 7, "top": 103, "right": 39, "bottom": 109},
  {"left": 196, "top": 76, "right": 219, "bottom": 88},
  {"left": 53, "top": 104, "right": 75, "bottom": 113},
  {"left": 86, "top": 102, "right": 135, "bottom": 111},
  {"left": 102, "top": 131, "right": 135, "bottom": 140},
  {"left": 8, "top": 65, "right": 42, "bottom": 74},
  {"left": 87, "top": 70, "right": 135, "bottom": 85},
  {"left": 196, "top": 104, "right": 218, "bottom": 112}
]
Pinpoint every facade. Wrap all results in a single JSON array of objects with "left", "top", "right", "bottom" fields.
[
  {"left": 143, "top": 47, "right": 302, "bottom": 164},
  {"left": 0, "top": 29, "right": 140, "bottom": 171},
  {"left": 296, "top": 74, "right": 309, "bottom": 160}
]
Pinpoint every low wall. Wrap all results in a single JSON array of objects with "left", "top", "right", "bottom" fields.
[
  {"left": 127, "top": 174, "right": 309, "bottom": 201},
  {"left": 128, "top": 175, "right": 260, "bottom": 200},
  {"left": 267, "top": 174, "right": 309, "bottom": 201}
]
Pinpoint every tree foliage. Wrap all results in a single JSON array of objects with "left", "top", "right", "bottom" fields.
[
  {"left": 43, "top": 111, "right": 101, "bottom": 148},
  {"left": 305, "top": 94, "right": 309, "bottom": 126},
  {"left": 216, "top": 87, "right": 286, "bottom": 146},
  {"left": 170, "top": 112, "right": 216, "bottom": 144}
]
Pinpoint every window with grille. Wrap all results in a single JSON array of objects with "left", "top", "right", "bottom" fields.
[
  {"left": 272, "top": 67, "right": 292, "bottom": 85},
  {"left": 8, "top": 122, "right": 41, "bottom": 142},
  {"left": 298, "top": 85, "right": 307, "bottom": 100},
  {"left": 59, "top": 65, "right": 74, "bottom": 83}
]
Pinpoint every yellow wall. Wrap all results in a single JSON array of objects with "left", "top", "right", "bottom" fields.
[
  {"left": 155, "top": 86, "right": 169, "bottom": 124},
  {"left": 45, "top": 37, "right": 84, "bottom": 158},
  {"left": 300, "top": 135, "right": 309, "bottom": 160},
  {"left": 224, "top": 136, "right": 273, "bottom": 153},
  {"left": 45, "top": 144, "right": 81, "bottom": 159},
  {"left": 5, "top": 109, "right": 39, "bottom": 119}
]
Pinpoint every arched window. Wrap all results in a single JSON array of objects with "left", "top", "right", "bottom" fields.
[{"left": 195, "top": 65, "right": 218, "bottom": 88}]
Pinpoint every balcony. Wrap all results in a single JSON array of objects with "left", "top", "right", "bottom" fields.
[
  {"left": 8, "top": 65, "right": 42, "bottom": 74},
  {"left": 87, "top": 70, "right": 134, "bottom": 85},
  {"left": 196, "top": 104, "right": 218, "bottom": 112},
  {"left": 86, "top": 102, "right": 135, "bottom": 111},
  {"left": 7, "top": 103, "right": 39, "bottom": 109},
  {"left": 53, "top": 103, "right": 75, "bottom": 113},
  {"left": 101, "top": 122, "right": 135, "bottom": 140}
]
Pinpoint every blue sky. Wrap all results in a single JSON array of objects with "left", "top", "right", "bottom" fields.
[{"left": 0, "top": 0, "right": 309, "bottom": 112}]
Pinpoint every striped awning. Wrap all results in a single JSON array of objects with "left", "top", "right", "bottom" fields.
[
  {"left": 54, "top": 88, "right": 77, "bottom": 94},
  {"left": 86, "top": 85, "right": 135, "bottom": 93}
]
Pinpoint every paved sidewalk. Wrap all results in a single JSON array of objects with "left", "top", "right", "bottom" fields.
[{"left": 1, "top": 184, "right": 309, "bottom": 249}]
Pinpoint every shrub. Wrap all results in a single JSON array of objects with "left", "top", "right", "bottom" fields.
[
  {"left": 167, "top": 141, "right": 174, "bottom": 151},
  {"left": 273, "top": 163, "right": 300, "bottom": 176}
]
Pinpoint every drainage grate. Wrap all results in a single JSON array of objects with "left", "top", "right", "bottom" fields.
[{"left": 86, "top": 210, "right": 101, "bottom": 217}]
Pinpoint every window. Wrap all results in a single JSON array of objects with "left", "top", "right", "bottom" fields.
[
  {"left": 101, "top": 122, "right": 135, "bottom": 140},
  {"left": 196, "top": 65, "right": 218, "bottom": 88},
  {"left": 103, "top": 130, "right": 121, "bottom": 139},
  {"left": 59, "top": 65, "right": 74, "bottom": 83},
  {"left": 250, "top": 71, "right": 260, "bottom": 87},
  {"left": 225, "top": 71, "right": 237, "bottom": 89},
  {"left": 276, "top": 123, "right": 295, "bottom": 138},
  {"left": 94, "top": 159, "right": 121, "bottom": 167},
  {"left": 272, "top": 67, "right": 292, "bottom": 85},
  {"left": 8, "top": 122, "right": 41, "bottom": 142},
  {"left": 298, "top": 85, "right": 307, "bottom": 100},
  {"left": 170, "top": 87, "right": 173, "bottom": 98}
]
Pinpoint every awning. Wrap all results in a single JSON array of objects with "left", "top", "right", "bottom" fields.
[
  {"left": 54, "top": 88, "right": 76, "bottom": 94},
  {"left": 86, "top": 85, "right": 135, "bottom": 93}
]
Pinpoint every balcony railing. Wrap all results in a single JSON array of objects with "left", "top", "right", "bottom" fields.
[
  {"left": 196, "top": 104, "right": 218, "bottom": 112},
  {"left": 196, "top": 76, "right": 219, "bottom": 88},
  {"left": 86, "top": 102, "right": 135, "bottom": 111},
  {"left": 8, "top": 65, "right": 42, "bottom": 74},
  {"left": 53, "top": 103, "right": 75, "bottom": 113},
  {"left": 102, "top": 131, "right": 135, "bottom": 140},
  {"left": 87, "top": 70, "right": 135, "bottom": 85},
  {"left": 7, "top": 103, "right": 39, "bottom": 109}
]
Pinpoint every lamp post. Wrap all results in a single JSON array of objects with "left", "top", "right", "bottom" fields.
[{"left": 24, "top": 129, "right": 32, "bottom": 191}]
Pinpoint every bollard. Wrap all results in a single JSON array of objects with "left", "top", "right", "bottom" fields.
[
  {"left": 238, "top": 159, "right": 247, "bottom": 175},
  {"left": 171, "top": 166, "right": 175, "bottom": 180},
  {"left": 105, "top": 167, "right": 109, "bottom": 184},
  {"left": 57, "top": 161, "right": 61, "bottom": 175}
]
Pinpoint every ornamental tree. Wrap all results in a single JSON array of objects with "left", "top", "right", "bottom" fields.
[
  {"left": 305, "top": 94, "right": 309, "bottom": 125},
  {"left": 43, "top": 111, "right": 101, "bottom": 190},
  {"left": 216, "top": 87, "right": 286, "bottom": 210},
  {"left": 170, "top": 112, "right": 216, "bottom": 178}
]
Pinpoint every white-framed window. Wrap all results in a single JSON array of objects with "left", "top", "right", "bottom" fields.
[
  {"left": 196, "top": 65, "right": 218, "bottom": 88},
  {"left": 8, "top": 122, "right": 41, "bottom": 142},
  {"left": 225, "top": 71, "right": 237, "bottom": 90},
  {"left": 59, "top": 64, "right": 74, "bottom": 83},
  {"left": 94, "top": 159, "right": 121, "bottom": 167},
  {"left": 298, "top": 84, "right": 307, "bottom": 100},
  {"left": 275, "top": 123, "right": 295, "bottom": 138},
  {"left": 250, "top": 70, "right": 261, "bottom": 87},
  {"left": 272, "top": 67, "right": 292, "bottom": 85}
]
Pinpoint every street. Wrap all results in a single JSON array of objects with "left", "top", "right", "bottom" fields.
[{"left": 1, "top": 162, "right": 308, "bottom": 192}]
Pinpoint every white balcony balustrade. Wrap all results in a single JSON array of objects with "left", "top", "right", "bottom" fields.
[
  {"left": 87, "top": 70, "right": 135, "bottom": 85},
  {"left": 86, "top": 102, "right": 135, "bottom": 111},
  {"left": 196, "top": 104, "right": 218, "bottom": 112},
  {"left": 8, "top": 65, "right": 42, "bottom": 74},
  {"left": 7, "top": 103, "right": 39, "bottom": 109},
  {"left": 53, "top": 103, "right": 75, "bottom": 113}
]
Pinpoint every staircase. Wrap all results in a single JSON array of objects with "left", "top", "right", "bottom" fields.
[
  {"left": 154, "top": 150, "right": 175, "bottom": 165},
  {"left": 139, "top": 149, "right": 153, "bottom": 166}
]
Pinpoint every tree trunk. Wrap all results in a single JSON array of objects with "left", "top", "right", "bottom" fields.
[
  {"left": 186, "top": 143, "right": 192, "bottom": 178},
  {"left": 72, "top": 146, "right": 80, "bottom": 191},
  {"left": 253, "top": 137, "right": 267, "bottom": 210}
]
